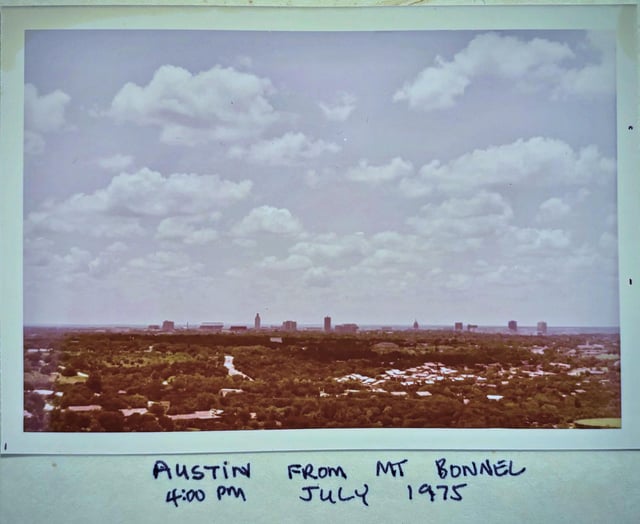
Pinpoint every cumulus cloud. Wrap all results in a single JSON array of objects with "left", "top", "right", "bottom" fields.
[
  {"left": 553, "top": 31, "right": 616, "bottom": 99},
  {"left": 258, "top": 254, "right": 313, "bottom": 271},
  {"left": 249, "top": 230, "right": 427, "bottom": 294},
  {"left": 399, "top": 137, "right": 615, "bottom": 196},
  {"left": 97, "top": 154, "right": 134, "bottom": 172},
  {"left": 24, "top": 83, "right": 71, "bottom": 154},
  {"left": 87, "top": 242, "right": 130, "bottom": 278},
  {"left": 231, "top": 206, "right": 303, "bottom": 236},
  {"left": 108, "top": 64, "right": 279, "bottom": 145},
  {"left": 127, "top": 251, "right": 203, "bottom": 278},
  {"left": 359, "top": 248, "right": 417, "bottom": 268},
  {"left": 393, "top": 32, "right": 612, "bottom": 111},
  {"left": 318, "top": 92, "right": 357, "bottom": 121},
  {"left": 24, "top": 131, "right": 46, "bottom": 156},
  {"left": 507, "top": 226, "right": 572, "bottom": 254},
  {"left": 26, "top": 168, "right": 251, "bottom": 238},
  {"left": 156, "top": 213, "right": 220, "bottom": 245},
  {"left": 536, "top": 197, "right": 571, "bottom": 223},
  {"left": 25, "top": 83, "right": 71, "bottom": 133},
  {"left": 27, "top": 208, "right": 144, "bottom": 239},
  {"left": 287, "top": 231, "right": 426, "bottom": 281},
  {"left": 24, "top": 236, "right": 55, "bottom": 267},
  {"left": 290, "top": 232, "right": 370, "bottom": 260},
  {"left": 228, "top": 132, "right": 340, "bottom": 166},
  {"left": 346, "top": 157, "right": 413, "bottom": 185},
  {"left": 407, "top": 191, "right": 514, "bottom": 241},
  {"left": 302, "top": 266, "right": 333, "bottom": 288},
  {"left": 28, "top": 246, "right": 95, "bottom": 283},
  {"left": 598, "top": 231, "right": 617, "bottom": 252}
]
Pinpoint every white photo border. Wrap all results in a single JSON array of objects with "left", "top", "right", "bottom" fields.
[{"left": 1, "top": 3, "right": 638, "bottom": 454}]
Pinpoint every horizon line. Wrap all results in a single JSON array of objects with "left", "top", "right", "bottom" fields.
[{"left": 23, "top": 322, "right": 621, "bottom": 329}]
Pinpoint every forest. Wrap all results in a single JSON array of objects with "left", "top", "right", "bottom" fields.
[{"left": 23, "top": 328, "right": 621, "bottom": 432}]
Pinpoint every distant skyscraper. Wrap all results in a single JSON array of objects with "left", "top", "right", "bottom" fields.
[
  {"left": 335, "top": 323, "right": 359, "bottom": 334},
  {"left": 324, "top": 316, "right": 331, "bottom": 332},
  {"left": 282, "top": 320, "right": 297, "bottom": 331},
  {"left": 413, "top": 319, "right": 419, "bottom": 330},
  {"left": 454, "top": 322, "right": 463, "bottom": 331},
  {"left": 161, "top": 320, "right": 175, "bottom": 331},
  {"left": 537, "top": 321, "right": 547, "bottom": 335},
  {"left": 255, "top": 313, "right": 261, "bottom": 330},
  {"left": 200, "top": 322, "right": 223, "bottom": 331},
  {"left": 508, "top": 320, "right": 518, "bottom": 332}
]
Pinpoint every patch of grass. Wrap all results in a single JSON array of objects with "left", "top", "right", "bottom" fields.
[
  {"left": 574, "top": 417, "right": 621, "bottom": 428},
  {"left": 56, "top": 374, "right": 88, "bottom": 385}
]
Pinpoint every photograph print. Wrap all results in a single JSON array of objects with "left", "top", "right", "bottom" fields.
[{"left": 22, "top": 29, "right": 621, "bottom": 433}]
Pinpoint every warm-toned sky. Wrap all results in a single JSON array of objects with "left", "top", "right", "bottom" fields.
[{"left": 23, "top": 29, "right": 619, "bottom": 327}]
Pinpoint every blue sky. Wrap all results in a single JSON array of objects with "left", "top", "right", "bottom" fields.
[{"left": 23, "top": 29, "right": 619, "bottom": 327}]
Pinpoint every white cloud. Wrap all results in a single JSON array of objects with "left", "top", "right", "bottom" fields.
[
  {"left": 400, "top": 137, "right": 615, "bottom": 196},
  {"left": 346, "top": 157, "right": 414, "bottom": 184},
  {"left": 318, "top": 92, "right": 357, "bottom": 121},
  {"left": 127, "top": 251, "right": 203, "bottom": 279},
  {"left": 26, "top": 168, "right": 251, "bottom": 238},
  {"left": 407, "top": 191, "right": 513, "bottom": 241},
  {"left": 24, "top": 83, "right": 71, "bottom": 155},
  {"left": 229, "top": 132, "right": 340, "bottom": 166},
  {"left": 101, "top": 169, "right": 252, "bottom": 216},
  {"left": 156, "top": 214, "right": 220, "bottom": 245},
  {"left": 31, "top": 247, "right": 95, "bottom": 283},
  {"left": 25, "top": 83, "right": 71, "bottom": 133},
  {"left": 359, "top": 248, "right": 417, "bottom": 268},
  {"left": 106, "top": 241, "right": 128, "bottom": 253},
  {"left": 233, "top": 238, "right": 257, "bottom": 249},
  {"left": 287, "top": 231, "right": 426, "bottom": 281},
  {"left": 397, "top": 176, "right": 433, "bottom": 199},
  {"left": 553, "top": 31, "right": 616, "bottom": 99},
  {"left": 444, "top": 273, "right": 473, "bottom": 291},
  {"left": 27, "top": 208, "right": 144, "bottom": 239},
  {"left": 231, "top": 205, "right": 303, "bottom": 236},
  {"left": 97, "top": 154, "right": 134, "bottom": 172},
  {"left": 258, "top": 254, "right": 313, "bottom": 271},
  {"left": 290, "top": 232, "right": 370, "bottom": 260},
  {"left": 24, "top": 131, "right": 46, "bottom": 156},
  {"left": 507, "top": 227, "right": 572, "bottom": 254},
  {"left": 24, "top": 236, "right": 55, "bottom": 268},
  {"left": 108, "top": 64, "right": 279, "bottom": 145},
  {"left": 536, "top": 197, "right": 571, "bottom": 223},
  {"left": 393, "top": 32, "right": 612, "bottom": 112},
  {"left": 599, "top": 231, "right": 617, "bottom": 252},
  {"left": 88, "top": 243, "right": 130, "bottom": 278},
  {"left": 302, "top": 266, "right": 333, "bottom": 288}
]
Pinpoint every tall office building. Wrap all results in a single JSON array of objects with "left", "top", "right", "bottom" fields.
[
  {"left": 454, "top": 322, "right": 463, "bottom": 331},
  {"left": 324, "top": 316, "right": 331, "bottom": 332},
  {"left": 282, "top": 320, "right": 297, "bottom": 331},
  {"left": 161, "top": 320, "right": 175, "bottom": 331},
  {"left": 537, "top": 321, "right": 547, "bottom": 335},
  {"left": 508, "top": 320, "right": 518, "bottom": 332},
  {"left": 335, "top": 323, "right": 359, "bottom": 334},
  {"left": 255, "top": 313, "right": 261, "bottom": 330}
]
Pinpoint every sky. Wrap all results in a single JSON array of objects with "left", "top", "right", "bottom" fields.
[{"left": 23, "top": 29, "right": 619, "bottom": 327}]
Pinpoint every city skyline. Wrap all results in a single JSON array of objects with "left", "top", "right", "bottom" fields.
[
  {"left": 23, "top": 314, "right": 616, "bottom": 331},
  {"left": 23, "top": 29, "right": 619, "bottom": 327}
]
